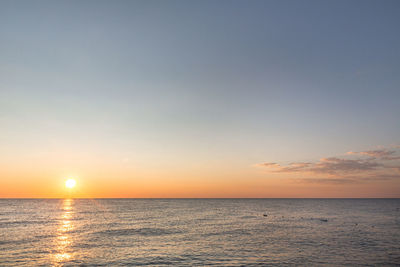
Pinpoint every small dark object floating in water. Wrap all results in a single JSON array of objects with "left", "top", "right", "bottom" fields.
[
  {"left": 263, "top": 214, "right": 268, "bottom": 217},
  {"left": 320, "top": 219, "right": 328, "bottom": 222}
]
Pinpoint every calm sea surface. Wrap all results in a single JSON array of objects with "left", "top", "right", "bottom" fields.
[{"left": 0, "top": 199, "right": 399, "bottom": 266}]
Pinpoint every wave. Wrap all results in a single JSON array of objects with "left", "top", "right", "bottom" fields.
[
  {"left": 0, "top": 220, "right": 56, "bottom": 228},
  {"left": 202, "top": 228, "right": 251, "bottom": 237},
  {"left": 240, "top": 215, "right": 258, "bottom": 219},
  {"left": 94, "top": 227, "right": 182, "bottom": 237}
]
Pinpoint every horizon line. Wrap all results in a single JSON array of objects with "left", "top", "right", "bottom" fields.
[{"left": 1, "top": 197, "right": 399, "bottom": 200}]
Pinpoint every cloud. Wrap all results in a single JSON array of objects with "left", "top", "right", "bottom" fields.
[
  {"left": 259, "top": 157, "right": 381, "bottom": 175},
  {"left": 256, "top": 162, "right": 279, "bottom": 168},
  {"left": 347, "top": 149, "right": 400, "bottom": 160},
  {"left": 312, "top": 157, "right": 381, "bottom": 174},
  {"left": 257, "top": 147, "right": 400, "bottom": 184},
  {"left": 298, "top": 178, "right": 357, "bottom": 184}
]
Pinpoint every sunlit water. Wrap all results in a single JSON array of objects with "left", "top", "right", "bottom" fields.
[{"left": 1, "top": 199, "right": 399, "bottom": 266}]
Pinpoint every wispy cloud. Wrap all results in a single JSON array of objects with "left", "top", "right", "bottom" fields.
[
  {"left": 297, "top": 178, "right": 357, "bottom": 184},
  {"left": 256, "top": 157, "right": 381, "bottom": 175},
  {"left": 256, "top": 147, "right": 400, "bottom": 184},
  {"left": 347, "top": 149, "right": 400, "bottom": 160}
]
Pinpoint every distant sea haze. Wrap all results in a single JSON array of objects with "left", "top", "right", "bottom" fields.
[{"left": 1, "top": 199, "right": 399, "bottom": 266}]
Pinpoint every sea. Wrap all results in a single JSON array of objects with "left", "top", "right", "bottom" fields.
[{"left": 0, "top": 199, "right": 399, "bottom": 266}]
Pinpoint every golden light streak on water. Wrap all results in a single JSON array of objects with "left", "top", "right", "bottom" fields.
[{"left": 52, "top": 199, "right": 75, "bottom": 265}]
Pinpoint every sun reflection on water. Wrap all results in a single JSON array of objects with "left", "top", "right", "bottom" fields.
[{"left": 52, "top": 199, "right": 75, "bottom": 265}]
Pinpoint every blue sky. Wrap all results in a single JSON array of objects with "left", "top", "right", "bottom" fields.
[{"left": 1, "top": 0, "right": 399, "bottom": 197}]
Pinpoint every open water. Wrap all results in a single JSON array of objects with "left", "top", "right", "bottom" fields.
[{"left": 0, "top": 199, "right": 399, "bottom": 266}]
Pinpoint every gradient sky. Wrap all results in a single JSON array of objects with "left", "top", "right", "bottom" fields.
[{"left": 1, "top": 0, "right": 399, "bottom": 198}]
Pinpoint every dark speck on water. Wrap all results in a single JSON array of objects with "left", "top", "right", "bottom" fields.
[{"left": 1, "top": 199, "right": 399, "bottom": 266}]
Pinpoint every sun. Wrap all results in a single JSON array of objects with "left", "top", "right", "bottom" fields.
[{"left": 65, "top": 179, "right": 76, "bottom": 189}]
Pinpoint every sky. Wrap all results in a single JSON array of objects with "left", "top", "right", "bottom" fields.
[{"left": 0, "top": 0, "right": 399, "bottom": 198}]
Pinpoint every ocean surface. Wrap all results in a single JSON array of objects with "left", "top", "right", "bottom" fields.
[{"left": 0, "top": 199, "right": 399, "bottom": 266}]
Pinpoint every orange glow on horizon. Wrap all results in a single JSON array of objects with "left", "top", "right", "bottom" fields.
[{"left": 0, "top": 160, "right": 399, "bottom": 198}]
